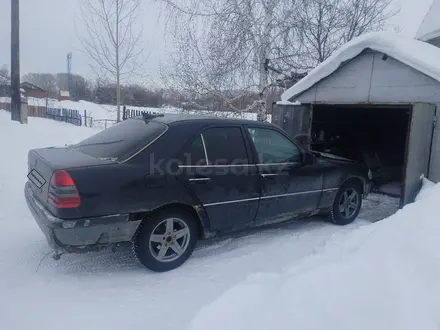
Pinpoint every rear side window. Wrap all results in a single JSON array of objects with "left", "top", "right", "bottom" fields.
[
  {"left": 74, "top": 118, "right": 167, "bottom": 160},
  {"left": 179, "top": 135, "right": 208, "bottom": 166},
  {"left": 203, "top": 127, "right": 248, "bottom": 165}
]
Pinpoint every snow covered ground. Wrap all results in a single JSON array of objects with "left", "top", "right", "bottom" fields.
[
  {"left": 0, "top": 109, "right": 428, "bottom": 330},
  {"left": 188, "top": 179, "right": 440, "bottom": 330}
]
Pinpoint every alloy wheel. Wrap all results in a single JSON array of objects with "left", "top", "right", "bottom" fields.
[
  {"left": 338, "top": 188, "right": 359, "bottom": 219},
  {"left": 148, "top": 218, "right": 191, "bottom": 262}
]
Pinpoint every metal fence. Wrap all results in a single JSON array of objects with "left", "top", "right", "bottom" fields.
[
  {"left": 91, "top": 118, "right": 118, "bottom": 129},
  {"left": 45, "top": 108, "right": 82, "bottom": 126},
  {"left": 122, "top": 107, "right": 162, "bottom": 120}
]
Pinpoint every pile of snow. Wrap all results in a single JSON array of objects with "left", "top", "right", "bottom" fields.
[
  {"left": 188, "top": 178, "right": 440, "bottom": 330},
  {"left": 282, "top": 31, "right": 440, "bottom": 101}
]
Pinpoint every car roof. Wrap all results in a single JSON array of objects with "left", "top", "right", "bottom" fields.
[{"left": 131, "top": 113, "right": 275, "bottom": 127}]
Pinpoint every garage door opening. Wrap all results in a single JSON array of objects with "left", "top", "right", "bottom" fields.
[{"left": 310, "top": 104, "right": 412, "bottom": 197}]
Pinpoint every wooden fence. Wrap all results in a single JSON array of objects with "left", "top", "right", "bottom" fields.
[
  {"left": 0, "top": 102, "right": 82, "bottom": 126},
  {"left": 0, "top": 102, "right": 46, "bottom": 117}
]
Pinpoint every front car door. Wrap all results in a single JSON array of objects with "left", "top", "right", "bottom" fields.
[
  {"left": 177, "top": 126, "right": 260, "bottom": 231},
  {"left": 245, "top": 126, "right": 323, "bottom": 225}
]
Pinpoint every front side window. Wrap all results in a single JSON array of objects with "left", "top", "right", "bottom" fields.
[{"left": 248, "top": 127, "right": 302, "bottom": 164}]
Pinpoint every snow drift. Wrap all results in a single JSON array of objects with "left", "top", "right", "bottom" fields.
[
  {"left": 188, "top": 179, "right": 440, "bottom": 330},
  {"left": 282, "top": 31, "right": 440, "bottom": 101}
]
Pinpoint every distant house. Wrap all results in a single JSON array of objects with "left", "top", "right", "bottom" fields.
[
  {"left": 0, "top": 81, "right": 48, "bottom": 99},
  {"left": 59, "top": 90, "right": 70, "bottom": 101},
  {"left": 20, "top": 82, "right": 48, "bottom": 98}
]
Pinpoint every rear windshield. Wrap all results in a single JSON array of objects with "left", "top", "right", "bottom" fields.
[{"left": 74, "top": 118, "right": 167, "bottom": 161}]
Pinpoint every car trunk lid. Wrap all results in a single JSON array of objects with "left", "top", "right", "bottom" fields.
[{"left": 27, "top": 147, "right": 115, "bottom": 207}]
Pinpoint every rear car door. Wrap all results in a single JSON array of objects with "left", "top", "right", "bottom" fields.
[
  {"left": 177, "top": 126, "right": 260, "bottom": 230},
  {"left": 246, "top": 126, "right": 323, "bottom": 224}
]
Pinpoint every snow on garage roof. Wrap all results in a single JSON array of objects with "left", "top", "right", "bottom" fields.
[
  {"left": 281, "top": 32, "right": 440, "bottom": 102},
  {"left": 416, "top": 0, "right": 440, "bottom": 42}
]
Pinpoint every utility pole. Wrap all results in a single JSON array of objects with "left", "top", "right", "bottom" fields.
[
  {"left": 11, "top": 0, "right": 21, "bottom": 122},
  {"left": 67, "top": 53, "right": 72, "bottom": 100}
]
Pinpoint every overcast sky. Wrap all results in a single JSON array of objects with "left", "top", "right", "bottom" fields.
[{"left": 0, "top": 0, "right": 434, "bottom": 86}]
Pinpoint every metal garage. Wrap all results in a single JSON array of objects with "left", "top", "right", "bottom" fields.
[{"left": 273, "top": 30, "right": 440, "bottom": 207}]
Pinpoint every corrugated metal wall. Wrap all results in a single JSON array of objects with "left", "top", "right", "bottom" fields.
[
  {"left": 294, "top": 50, "right": 440, "bottom": 104},
  {"left": 271, "top": 104, "right": 311, "bottom": 139}
]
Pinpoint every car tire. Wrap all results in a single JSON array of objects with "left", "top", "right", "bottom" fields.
[
  {"left": 133, "top": 208, "right": 198, "bottom": 272},
  {"left": 330, "top": 181, "right": 363, "bottom": 226}
]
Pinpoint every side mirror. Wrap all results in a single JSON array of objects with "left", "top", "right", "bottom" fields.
[{"left": 303, "top": 152, "right": 315, "bottom": 165}]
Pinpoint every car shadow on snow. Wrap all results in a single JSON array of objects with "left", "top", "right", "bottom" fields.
[
  {"left": 32, "top": 217, "right": 334, "bottom": 276},
  {"left": 33, "top": 194, "right": 399, "bottom": 276}
]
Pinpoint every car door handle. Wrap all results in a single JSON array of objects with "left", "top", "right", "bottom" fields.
[
  {"left": 261, "top": 173, "right": 278, "bottom": 179},
  {"left": 189, "top": 177, "right": 211, "bottom": 183}
]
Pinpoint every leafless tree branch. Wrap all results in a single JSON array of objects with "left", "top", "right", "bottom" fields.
[
  {"left": 0, "top": 65, "right": 10, "bottom": 85},
  {"left": 77, "top": 0, "right": 146, "bottom": 122},
  {"left": 157, "top": 0, "right": 398, "bottom": 119}
]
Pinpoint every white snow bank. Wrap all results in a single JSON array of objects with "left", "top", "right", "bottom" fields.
[
  {"left": 188, "top": 178, "right": 440, "bottom": 330},
  {"left": 416, "top": 0, "right": 440, "bottom": 42},
  {"left": 281, "top": 31, "right": 440, "bottom": 101},
  {"left": 415, "top": 177, "right": 437, "bottom": 201}
]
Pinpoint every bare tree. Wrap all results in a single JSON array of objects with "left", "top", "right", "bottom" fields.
[
  {"left": 160, "top": 0, "right": 292, "bottom": 120},
  {"left": 22, "top": 73, "right": 58, "bottom": 98},
  {"left": 274, "top": 0, "right": 397, "bottom": 71},
  {"left": 159, "top": 0, "right": 397, "bottom": 120},
  {"left": 0, "top": 65, "right": 10, "bottom": 84},
  {"left": 77, "top": 0, "right": 145, "bottom": 122}
]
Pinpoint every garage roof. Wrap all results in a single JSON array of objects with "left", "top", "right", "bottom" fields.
[
  {"left": 281, "top": 32, "right": 440, "bottom": 102},
  {"left": 416, "top": 0, "right": 440, "bottom": 42}
]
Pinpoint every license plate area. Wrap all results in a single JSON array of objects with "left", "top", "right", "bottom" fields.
[{"left": 27, "top": 169, "right": 47, "bottom": 189}]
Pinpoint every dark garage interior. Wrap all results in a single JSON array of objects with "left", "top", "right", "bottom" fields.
[{"left": 310, "top": 104, "right": 412, "bottom": 197}]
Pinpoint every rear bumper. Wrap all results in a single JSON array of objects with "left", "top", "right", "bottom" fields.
[{"left": 24, "top": 182, "right": 141, "bottom": 254}]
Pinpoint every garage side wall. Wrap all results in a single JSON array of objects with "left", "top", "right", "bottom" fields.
[
  {"left": 271, "top": 104, "right": 311, "bottom": 139},
  {"left": 429, "top": 104, "right": 440, "bottom": 182},
  {"left": 427, "top": 36, "right": 440, "bottom": 48},
  {"left": 295, "top": 50, "right": 440, "bottom": 104}
]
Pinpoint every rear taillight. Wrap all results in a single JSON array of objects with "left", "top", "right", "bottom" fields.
[{"left": 48, "top": 170, "right": 81, "bottom": 208}]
